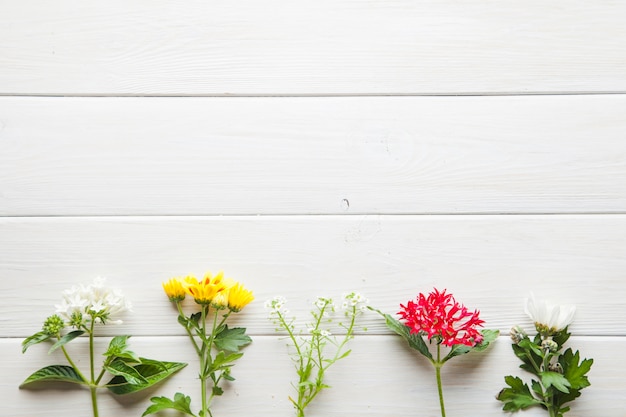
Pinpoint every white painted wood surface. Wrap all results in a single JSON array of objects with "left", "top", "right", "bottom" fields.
[
  {"left": 1, "top": 1, "right": 626, "bottom": 95},
  {"left": 1, "top": 95, "right": 626, "bottom": 216},
  {"left": 1, "top": 1, "right": 624, "bottom": 416}
]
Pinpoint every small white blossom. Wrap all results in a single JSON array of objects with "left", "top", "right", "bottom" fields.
[
  {"left": 265, "top": 296, "right": 289, "bottom": 317},
  {"left": 524, "top": 293, "right": 575, "bottom": 335},
  {"left": 341, "top": 292, "right": 369, "bottom": 315}
]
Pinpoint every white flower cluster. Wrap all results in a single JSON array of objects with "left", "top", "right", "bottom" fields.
[
  {"left": 55, "top": 277, "right": 132, "bottom": 326},
  {"left": 265, "top": 295, "right": 289, "bottom": 317},
  {"left": 341, "top": 291, "right": 369, "bottom": 314}
]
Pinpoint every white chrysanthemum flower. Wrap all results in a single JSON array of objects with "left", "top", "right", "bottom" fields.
[
  {"left": 55, "top": 277, "right": 131, "bottom": 326},
  {"left": 524, "top": 293, "right": 575, "bottom": 335}
]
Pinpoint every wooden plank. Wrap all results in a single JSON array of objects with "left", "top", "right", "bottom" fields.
[
  {"left": 3, "top": 335, "right": 619, "bottom": 416},
  {"left": 2, "top": 95, "right": 626, "bottom": 216},
  {"left": 2, "top": 215, "right": 625, "bottom": 337},
  {"left": 1, "top": 1, "right": 625, "bottom": 95}
]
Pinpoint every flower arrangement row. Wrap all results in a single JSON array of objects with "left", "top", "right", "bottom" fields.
[{"left": 21, "top": 273, "right": 593, "bottom": 417}]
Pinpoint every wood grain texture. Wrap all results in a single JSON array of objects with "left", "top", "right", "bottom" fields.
[
  {"left": 2, "top": 95, "right": 626, "bottom": 216},
  {"left": 2, "top": 215, "right": 625, "bottom": 337},
  {"left": 3, "top": 336, "right": 617, "bottom": 416},
  {"left": 1, "top": 1, "right": 626, "bottom": 95}
]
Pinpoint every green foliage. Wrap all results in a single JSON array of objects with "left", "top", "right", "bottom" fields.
[
  {"left": 213, "top": 325, "right": 252, "bottom": 352},
  {"left": 21, "top": 331, "right": 52, "bottom": 353},
  {"left": 497, "top": 328, "right": 593, "bottom": 416},
  {"left": 105, "top": 360, "right": 187, "bottom": 395},
  {"left": 103, "top": 335, "right": 141, "bottom": 362},
  {"left": 270, "top": 294, "right": 367, "bottom": 417},
  {"left": 143, "top": 392, "right": 196, "bottom": 417},
  {"left": 497, "top": 376, "right": 543, "bottom": 411},
  {"left": 20, "top": 365, "right": 87, "bottom": 387},
  {"left": 373, "top": 308, "right": 432, "bottom": 360},
  {"left": 21, "top": 324, "right": 186, "bottom": 400},
  {"left": 48, "top": 330, "right": 85, "bottom": 354},
  {"left": 147, "top": 302, "right": 252, "bottom": 417}
]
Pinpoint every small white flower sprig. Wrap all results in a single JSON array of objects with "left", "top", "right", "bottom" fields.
[
  {"left": 497, "top": 293, "right": 593, "bottom": 417},
  {"left": 20, "top": 277, "right": 186, "bottom": 417},
  {"left": 265, "top": 292, "right": 369, "bottom": 417}
]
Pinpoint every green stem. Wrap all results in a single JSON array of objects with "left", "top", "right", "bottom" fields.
[
  {"left": 88, "top": 320, "right": 99, "bottom": 417},
  {"left": 548, "top": 406, "right": 558, "bottom": 417},
  {"left": 200, "top": 305, "right": 209, "bottom": 417},
  {"left": 60, "top": 345, "right": 89, "bottom": 384},
  {"left": 90, "top": 386, "right": 99, "bottom": 417},
  {"left": 435, "top": 344, "right": 446, "bottom": 417},
  {"left": 177, "top": 302, "right": 201, "bottom": 356}
]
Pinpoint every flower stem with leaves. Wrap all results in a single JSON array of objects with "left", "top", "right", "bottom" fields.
[
  {"left": 371, "top": 288, "right": 499, "bottom": 417},
  {"left": 20, "top": 277, "right": 186, "bottom": 417},
  {"left": 144, "top": 272, "right": 254, "bottom": 417},
  {"left": 497, "top": 294, "right": 593, "bottom": 416},
  {"left": 266, "top": 292, "right": 368, "bottom": 417}
]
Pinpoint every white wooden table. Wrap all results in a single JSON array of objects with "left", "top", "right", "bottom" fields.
[{"left": 1, "top": 1, "right": 625, "bottom": 416}]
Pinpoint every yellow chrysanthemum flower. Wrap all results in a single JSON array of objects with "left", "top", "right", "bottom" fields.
[
  {"left": 227, "top": 282, "right": 254, "bottom": 312},
  {"left": 162, "top": 278, "right": 186, "bottom": 302},
  {"left": 184, "top": 272, "right": 229, "bottom": 305}
]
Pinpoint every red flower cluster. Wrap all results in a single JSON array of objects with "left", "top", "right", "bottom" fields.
[{"left": 398, "top": 288, "right": 484, "bottom": 347}]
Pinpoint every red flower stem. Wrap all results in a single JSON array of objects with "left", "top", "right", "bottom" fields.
[{"left": 435, "top": 344, "right": 446, "bottom": 417}]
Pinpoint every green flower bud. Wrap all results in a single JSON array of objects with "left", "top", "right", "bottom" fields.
[
  {"left": 541, "top": 337, "right": 558, "bottom": 352},
  {"left": 42, "top": 314, "right": 65, "bottom": 335},
  {"left": 509, "top": 325, "right": 527, "bottom": 344}
]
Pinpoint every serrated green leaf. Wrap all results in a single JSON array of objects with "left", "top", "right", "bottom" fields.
[
  {"left": 560, "top": 348, "right": 593, "bottom": 390},
  {"left": 106, "top": 360, "right": 187, "bottom": 395},
  {"left": 213, "top": 326, "right": 252, "bottom": 352},
  {"left": 20, "top": 365, "right": 86, "bottom": 388},
  {"left": 497, "top": 375, "right": 542, "bottom": 411},
  {"left": 48, "top": 330, "right": 85, "bottom": 354},
  {"left": 372, "top": 308, "right": 432, "bottom": 360},
  {"left": 552, "top": 327, "right": 571, "bottom": 349},
  {"left": 540, "top": 371, "right": 571, "bottom": 393},
  {"left": 22, "top": 331, "right": 52, "bottom": 353},
  {"left": 212, "top": 385, "right": 224, "bottom": 396},
  {"left": 206, "top": 351, "right": 244, "bottom": 375},
  {"left": 142, "top": 392, "right": 196, "bottom": 417},
  {"left": 519, "top": 338, "right": 543, "bottom": 357},
  {"left": 531, "top": 379, "right": 544, "bottom": 398}
]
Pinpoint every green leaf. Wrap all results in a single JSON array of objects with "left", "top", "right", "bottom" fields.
[
  {"left": 106, "top": 360, "right": 187, "bottom": 395},
  {"left": 552, "top": 327, "right": 571, "bottom": 349},
  {"left": 103, "top": 335, "right": 140, "bottom": 362},
  {"left": 560, "top": 348, "right": 593, "bottom": 390},
  {"left": 444, "top": 328, "right": 499, "bottom": 362},
  {"left": 444, "top": 344, "right": 471, "bottom": 361},
  {"left": 20, "top": 365, "right": 86, "bottom": 388},
  {"left": 206, "top": 351, "right": 244, "bottom": 375},
  {"left": 540, "top": 371, "right": 571, "bottom": 393},
  {"left": 105, "top": 359, "right": 149, "bottom": 385},
  {"left": 497, "top": 375, "right": 542, "bottom": 411},
  {"left": 22, "top": 331, "right": 52, "bottom": 353},
  {"left": 142, "top": 392, "right": 196, "bottom": 417},
  {"left": 213, "top": 326, "right": 252, "bottom": 352},
  {"left": 48, "top": 330, "right": 85, "bottom": 354},
  {"left": 473, "top": 329, "right": 499, "bottom": 351},
  {"left": 371, "top": 308, "right": 433, "bottom": 360}
]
